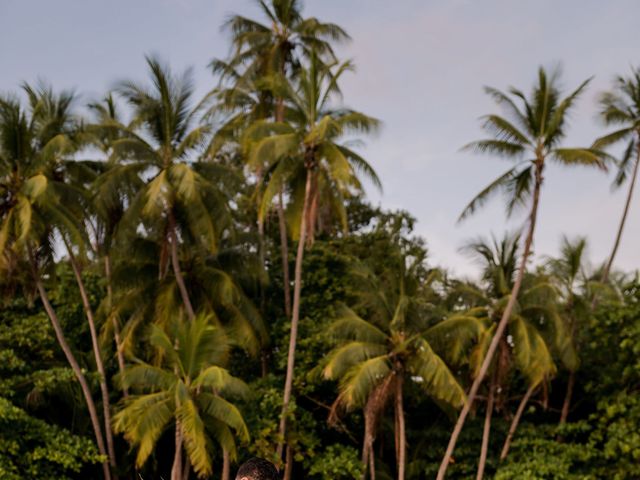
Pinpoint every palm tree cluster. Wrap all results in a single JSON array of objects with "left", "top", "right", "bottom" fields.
[{"left": 1, "top": 2, "right": 638, "bottom": 479}]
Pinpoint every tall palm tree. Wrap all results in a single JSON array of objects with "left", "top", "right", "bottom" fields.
[
  {"left": 113, "top": 314, "right": 250, "bottom": 480},
  {"left": 322, "top": 262, "right": 466, "bottom": 480},
  {"left": 437, "top": 67, "right": 607, "bottom": 479},
  {"left": 87, "top": 94, "right": 142, "bottom": 396},
  {"left": 249, "top": 54, "right": 380, "bottom": 460},
  {"left": 0, "top": 88, "right": 113, "bottom": 479},
  {"left": 545, "top": 236, "right": 589, "bottom": 426},
  {"left": 216, "top": 0, "right": 350, "bottom": 318},
  {"left": 458, "top": 234, "right": 562, "bottom": 472},
  {"left": 106, "top": 56, "right": 229, "bottom": 321},
  {"left": 593, "top": 67, "right": 640, "bottom": 286}
]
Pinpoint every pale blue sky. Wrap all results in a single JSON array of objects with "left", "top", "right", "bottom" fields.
[{"left": 2, "top": 0, "right": 639, "bottom": 276}]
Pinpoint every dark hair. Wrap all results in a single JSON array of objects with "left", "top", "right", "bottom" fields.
[{"left": 235, "top": 457, "right": 279, "bottom": 480}]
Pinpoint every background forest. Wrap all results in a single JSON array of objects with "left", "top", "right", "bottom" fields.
[{"left": 1, "top": 1, "right": 639, "bottom": 479}]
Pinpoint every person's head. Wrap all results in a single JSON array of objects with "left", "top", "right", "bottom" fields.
[{"left": 235, "top": 457, "right": 279, "bottom": 480}]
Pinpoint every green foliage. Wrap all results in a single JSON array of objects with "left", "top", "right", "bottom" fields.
[
  {"left": 308, "top": 444, "right": 363, "bottom": 479},
  {"left": 0, "top": 397, "right": 102, "bottom": 479}
]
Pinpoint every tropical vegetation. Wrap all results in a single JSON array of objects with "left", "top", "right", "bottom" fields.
[{"left": 0, "top": 1, "right": 638, "bottom": 479}]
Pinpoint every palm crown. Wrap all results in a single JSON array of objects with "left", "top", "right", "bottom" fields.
[
  {"left": 113, "top": 314, "right": 250, "bottom": 478},
  {"left": 460, "top": 67, "right": 606, "bottom": 220}
]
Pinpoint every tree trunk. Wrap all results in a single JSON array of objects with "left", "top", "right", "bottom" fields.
[
  {"left": 168, "top": 212, "right": 195, "bottom": 321},
  {"left": 277, "top": 190, "right": 292, "bottom": 318},
  {"left": 283, "top": 445, "right": 293, "bottom": 480},
  {"left": 171, "top": 423, "right": 183, "bottom": 480},
  {"left": 600, "top": 149, "right": 639, "bottom": 286},
  {"left": 65, "top": 244, "right": 117, "bottom": 474},
  {"left": 34, "top": 275, "right": 112, "bottom": 480},
  {"left": 559, "top": 372, "right": 575, "bottom": 426},
  {"left": 221, "top": 449, "right": 230, "bottom": 480},
  {"left": 105, "top": 255, "right": 128, "bottom": 397},
  {"left": 395, "top": 375, "right": 406, "bottom": 480},
  {"left": 276, "top": 167, "right": 313, "bottom": 459},
  {"left": 437, "top": 160, "right": 544, "bottom": 480},
  {"left": 500, "top": 382, "right": 536, "bottom": 460},
  {"left": 360, "top": 407, "right": 377, "bottom": 480},
  {"left": 368, "top": 443, "right": 375, "bottom": 480},
  {"left": 275, "top": 95, "right": 292, "bottom": 319},
  {"left": 476, "top": 369, "right": 497, "bottom": 480},
  {"left": 182, "top": 455, "right": 190, "bottom": 480}
]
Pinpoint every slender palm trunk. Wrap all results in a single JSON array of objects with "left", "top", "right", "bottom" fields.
[
  {"left": 476, "top": 370, "right": 497, "bottom": 480},
  {"left": 559, "top": 372, "right": 575, "bottom": 426},
  {"left": 395, "top": 375, "right": 406, "bottom": 480},
  {"left": 360, "top": 422, "right": 376, "bottom": 480},
  {"left": 368, "top": 443, "right": 375, "bottom": 480},
  {"left": 65, "top": 245, "right": 117, "bottom": 475},
  {"left": 168, "top": 212, "right": 195, "bottom": 321},
  {"left": 276, "top": 167, "right": 313, "bottom": 460},
  {"left": 182, "top": 455, "right": 190, "bottom": 480},
  {"left": 283, "top": 445, "right": 293, "bottom": 480},
  {"left": 600, "top": 149, "right": 639, "bottom": 286},
  {"left": 33, "top": 273, "right": 111, "bottom": 480},
  {"left": 275, "top": 94, "right": 292, "bottom": 318},
  {"left": 277, "top": 191, "right": 292, "bottom": 318},
  {"left": 500, "top": 383, "right": 536, "bottom": 460},
  {"left": 171, "top": 424, "right": 183, "bottom": 480},
  {"left": 437, "top": 160, "right": 544, "bottom": 479},
  {"left": 105, "top": 255, "right": 128, "bottom": 397},
  {"left": 221, "top": 449, "right": 230, "bottom": 480}
]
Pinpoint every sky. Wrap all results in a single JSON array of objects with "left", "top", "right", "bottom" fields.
[{"left": 1, "top": 0, "right": 639, "bottom": 277}]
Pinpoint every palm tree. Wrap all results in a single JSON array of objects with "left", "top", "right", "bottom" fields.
[
  {"left": 216, "top": 0, "right": 350, "bottom": 318},
  {"left": 322, "top": 262, "right": 466, "bottom": 480},
  {"left": 593, "top": 67, "right": 640, "bottom": 286},
  {"left": 437, "top": 67, "right": 607, "bottom": 479},
  {"left": 0, "top": 88, "right": 113, "bottom": 479},
  {"left": 106, "top": 56, "right": 229, "bottom": 321},
  {"left": 113, "top": 314, "right": 249, "bottom": 480},
  {"left": 545, "top": 237, "right": 589, "bottom": 426},
  {"left": 459, "top": 234, "right": 562, "bottom": 472},
  {"left": 249, "top": 54, "right": 380, "bottom": 460},
  {"left": 87, "top": 94, "right": 143, "bottom": 396}
]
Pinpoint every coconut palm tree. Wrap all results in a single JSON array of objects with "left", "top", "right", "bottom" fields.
[
  {"left": 113, "top": 314, "right": 249, "bottom": 480},
  {"left": 593, "top": 67, "right": 640, "bottom": 286},
  {"left": 545, "top": 237, "right": 589, "bottom": 426},
  {"left": 437, "top": 67, "right": 607, "bottom": 479},
  {"left": 248, "top": 53, "right": 380, "bottom": 459},
  {"left": 458, "top": 234, "right": 562, "bottom": 473},
  {"left": 104, "top": 56, "right": 230, "bottom": 321},
  {"left": 0, "top": 88, "right": 113, "bottom": 480},
  {"left": 322, "top": 262, "right": 466, "bottom": 480},
  {"left": 215, "top": 0, "right": 350, "bottom": 319},
  {"left": 86, "top": 93, "right": 143, "bottom": 397}
]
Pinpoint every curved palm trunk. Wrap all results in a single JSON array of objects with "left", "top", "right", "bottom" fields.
[
  {"left": 437, "top": 161, "right": 544, "bottom": 479},
  {"left": 600, "top": 150, "right": 639, "bottom": 286},
  {"left": 395, "top": 375, "right": 406, "bottom": 480},
  {"left": 476, "top": 369, "right": 497, "bottom": 480},
  {"left": 34, "top": 276, "right": 111, "bottom": 480},
  {"left": 559, "top": 372, "right": 575, "bottom": 426},
  {"left": 66, "top": 245, "right": 117, "bottom": 474},
  {"left": 221, "top": 449, "right": 230, "bottom": 480},
  {"left": 276, "top": 167, "right": 313, "bottom": 460},
  {"left": 168, "top": 212, "right": 195, "bottom": 321},
  {"left": 171, "top": 423, "right": 183, "bottom": 480},
  {"left": 105, "top": 255, "right": 128, "bottom": 397},
  {"left": 500, "top": 382, "right": 536, "bottom": 460}
]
